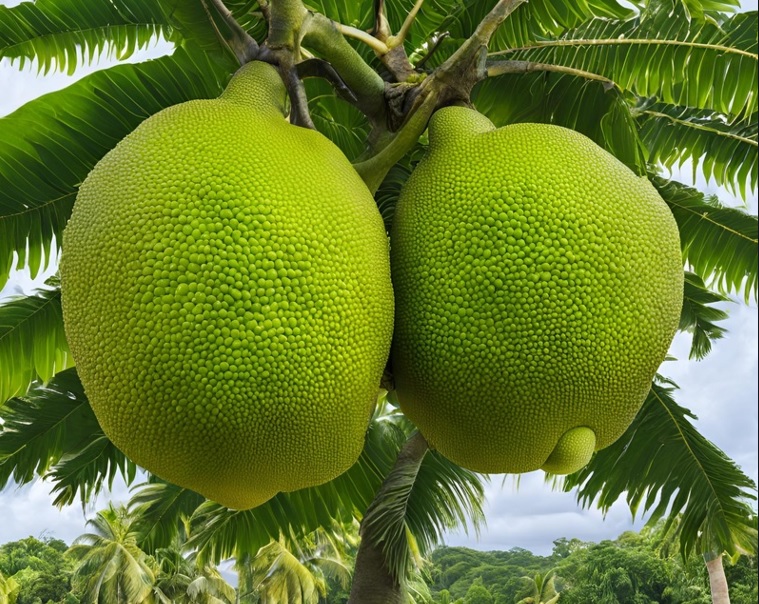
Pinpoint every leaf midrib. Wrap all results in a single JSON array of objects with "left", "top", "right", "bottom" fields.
[
  {"left": 1, "top": 391, "right": 86, "bottom": 460},
  {"left": 0, "top": 289, "right": 61, "bottom": 344},
  {"left": 666, "top": 199, "right": 758, "bottom": 243},
  {"left": 493, "top": 38, "right": 758, "bottom": 60},
  {"left": 651, "top": 387, "right": 728, "bottom": 527}
]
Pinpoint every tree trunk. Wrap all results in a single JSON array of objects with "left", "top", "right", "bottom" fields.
[
  {"left": 347, "top": 431, "right": 429, "bottom": 604},
  {"left": 704, "top": 551, "right": 730, "bottom": 604}
]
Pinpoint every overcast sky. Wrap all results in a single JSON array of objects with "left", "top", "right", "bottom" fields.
[{"left": 0, "top": 0, "right": 756, "bottom": 558}]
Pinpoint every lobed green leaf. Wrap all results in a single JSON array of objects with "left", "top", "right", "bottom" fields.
[
  {"left": 495, "top": 7, "right": 758, "bottom": 123},
  {"left": 639, "top": 104, "right": 757, "bottom": 199},
  {"left": 0, "top": 0, "right": 170, "bottom": 75},
  {"left": 678, "top": 271, "right": 729, "bottom": 360}
]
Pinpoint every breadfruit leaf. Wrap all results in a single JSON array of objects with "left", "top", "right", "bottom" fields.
[
  {"left": 403, "top": 0, "right": 633, "bottom": 54},
  {"left": 0, "top": 278, "right": 72, "bottom": 405},
  {"left": 639, "top": 104, "right": 757, "bottom": 200},
  {"left": 305, "top": 78, "right": 370, "bottom": 161},
  {"left": 495, "top": 6, "right": 758, "bottom": 122},
  {"left": 561, "top": 381, "right": 758, "bottom": 559},
  {"left": 160, "top": 0, "right": 266, "bottom": 53},
  {"left": 676, "top": 0, "right": 742, "bottom": 19},
  {"left": 0, "top": 45, "right": 235, "bottom": 291},
  {"left": 654, "top": 177, "right": 758, "bottom": 302},
  {"left": 679, "top": 271, "right": 729, "bottom": 360},
  {"left": 0, "top": 368, "right": 136, "bottom": 499},
  {"left": 0, "top": 0, "right": 169, "bottom": 75}
]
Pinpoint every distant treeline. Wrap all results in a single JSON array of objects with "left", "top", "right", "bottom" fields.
[
  {"left": 1, "top": 523, "right": 756, "bottom": 603},
  {"left": 418, "top": 531, "right": 758, "bottom": 604}
]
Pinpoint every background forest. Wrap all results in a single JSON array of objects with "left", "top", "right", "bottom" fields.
[{"left": 0, "top": 514, "right": 757, "bottom": 604}]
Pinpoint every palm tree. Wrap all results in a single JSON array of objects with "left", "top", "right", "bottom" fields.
[
  {"left": 185, "top": 564, "right": 236, "bottom": 604},
  {"left": 0, "top": 571, "right": 20, "bottom": 604},
  {"left": 245, "top": 533, "right": 348, "bottom": 604},
  {"left": 516, "top": 570, "right": 561, "bottom": 604},
  {"left": 0, "top": 0, "right": 756, "bottom": 602},
  {"left": 67, "top": 504, "right": 157, "bottom": 603}
]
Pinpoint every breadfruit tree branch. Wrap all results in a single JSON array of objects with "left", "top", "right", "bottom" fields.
[{"left": 301, "top": 13, "right": 388, "bottom": 126}]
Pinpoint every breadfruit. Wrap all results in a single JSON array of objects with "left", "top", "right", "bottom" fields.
[
  {"left": 60, "top": 62, "right": 394, "bottom": 509},
  {"left": 390, "top": 107, "right": 683, "bottom": 475}
]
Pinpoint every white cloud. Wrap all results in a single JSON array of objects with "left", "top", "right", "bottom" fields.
[
  {"left": 444, "top": 473, "right": 647, "bottom": 555},
  {"left": 0, "top": 475, "right": 133, "bottom": 544}
]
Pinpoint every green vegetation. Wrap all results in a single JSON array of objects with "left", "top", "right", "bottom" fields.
[
  {"left": 391, "top": 107, "right": 683, "bottom": 475},
  {"left": 0, "top": 0, "right": 757, "bottom": 602},
  {"left": 1, "top": 518, "right": 757, "bottom": 603},
  {"left": 426, "top": 530, "right": 759, "bottom": 604}
]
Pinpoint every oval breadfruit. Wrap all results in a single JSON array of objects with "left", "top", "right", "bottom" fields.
[
  {"left": 60, "top": 62, "right": 394, "bottom": 509},
  {"left": 390, "top": 107, "right": 683, "bottom": 475}
]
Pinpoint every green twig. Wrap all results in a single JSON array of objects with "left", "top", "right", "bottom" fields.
[{"left": 388, "top": 0, "right": 426, "bottom": 49}]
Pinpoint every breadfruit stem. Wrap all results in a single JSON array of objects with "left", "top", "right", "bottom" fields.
[
  {"left": 368, "top": 0, "right": 420, "bottom": 82},
  {"left": 430, "top": 0, "right": 526, "bottom": 99},
  {"left": 348, "top": 431, "right": 430, "bottom": 604},
  {"left": 204, "top": 0, "right": 259, "bottom": 64},
  {"left": 334, "top": 22, "right": 389, "bottom": 55},
  {"left": 373, "top": 0, "right": 392, "bottom": 40},
  {"left": 353, "top": 90, "right": 439, "bottom": 193},
  {"left": 302, "top": 13, "right": 387, "bottom": 125},
  {"left": 487, "top": 60, "right": 617, "bottom": 89},
  {"left": 388, "top": 0, "right": 425, "bottom": 50}
]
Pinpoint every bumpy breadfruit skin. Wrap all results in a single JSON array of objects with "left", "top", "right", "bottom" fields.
[
  {"left": 390, "top": 107, "right": 683, "bottom": 475},
  {"left": 60, "top": 62, "right": 394, "bottom": 509}
]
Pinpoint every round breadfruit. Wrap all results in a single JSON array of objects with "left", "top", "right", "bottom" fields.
[
  {"left": 390, "top": 107, "right": 683, "bottom": 475},
  {"left": 60, "top": 62, "right": 394, "bottom": 509}
]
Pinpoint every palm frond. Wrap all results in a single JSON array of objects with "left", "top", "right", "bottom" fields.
[
  {"left": 560, "top": 381, "right": 758, "bottom": 559},
  {"left": 679, "top": 271, "right": 729, "bottom": 360},
  {"left": 0, "top": 0, "right": 170, "bottom": 75},
  {"left": 306, "top": 78, "right": 370, "bottom": 161},
  {"left": 474, "top": 73, "right": 648, "bottom": 172},
  {"left": 128, "top": 478, "right": 206, "bottom": 553},
  {"left": 47, "top": 433, "right": 137, "bottom": 507},
  {"left": 495, "top": 7, "right": 758, "bottom": 122},
  {"left": 0, "top": 367, "right": 136, "bottom": 501},
  {"left": 0, "top": 45, "right": 236, "bottom": 290},
  {"left": 653, "top": 177, "right": 758, "bottom": 301},
  {"left": 639, "top": 103, "right": 757, "bottom": 199},
  {"left": 405, "top": 449, "right": 486, "bottom": 564},
  {"left": 357, "top": 406, "right": 486, "bottom": 586},
  {"left": 0, "top": 277, "right": 72, "bottom": 405}
]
